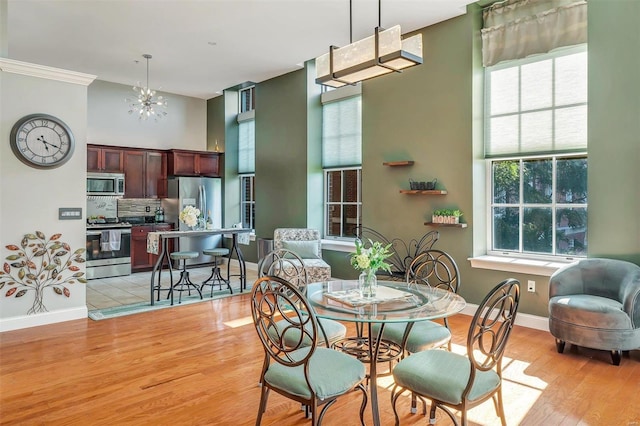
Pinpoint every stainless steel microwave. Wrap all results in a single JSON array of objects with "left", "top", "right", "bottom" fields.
[{"left": 87, "top": 172, "right": 125, "bottom": 196}]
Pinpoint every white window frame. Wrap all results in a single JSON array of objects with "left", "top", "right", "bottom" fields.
[
  {"left": 324, "top": 167, "right": 362, "bottom": 241},
  {"left": 321, "top": 84, "right": 362, "bottom": 241},
  {"left": 239, "top": 174, "right": 255, "bottom": 231},
  {"left": 472, "top": 46, "right": 588, "bottom": 274},
  {"left": 239, "top": 86, "right": 255, "bottom": 113},
  {"left": 486, "top": 153, "right": 587, "bottom": 261}
]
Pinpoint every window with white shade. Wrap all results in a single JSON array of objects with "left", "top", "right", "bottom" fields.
[
  {"left": 485, "top": 46, "right": 587, "bottom": 259},
  {"left": 238, "top": 87, "right": 255, "bottom": 231},
  {"left": 322, "top": 88, "right": 362, "bottom": 239}
]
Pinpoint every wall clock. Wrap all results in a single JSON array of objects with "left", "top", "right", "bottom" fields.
[{"left": 10, "top": 113, "right": 75, "bottom": 169}]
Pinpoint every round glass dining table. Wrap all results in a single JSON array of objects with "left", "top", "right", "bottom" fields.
[{"left": 306, "top": 279, "right": 466, "bottom": 426}]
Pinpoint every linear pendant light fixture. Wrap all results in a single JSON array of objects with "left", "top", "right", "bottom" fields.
[{"left": 315, "top": 0, "right": 423, "bottom": 88}]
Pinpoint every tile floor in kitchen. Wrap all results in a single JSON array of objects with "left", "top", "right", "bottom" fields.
[{"left": 87, "top": 262, "right": 258, "bottom": 310}]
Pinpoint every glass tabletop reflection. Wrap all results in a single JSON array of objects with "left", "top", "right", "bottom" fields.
[{"left": 306, "top": 279, "right": 466, "bottom": 323}]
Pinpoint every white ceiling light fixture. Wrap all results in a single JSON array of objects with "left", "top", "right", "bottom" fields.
[
  {"left": 126, "top": 54, "right": 168, "bottom": 121},
  {"left": 315, "top": 0, "right": 423, "bottom": 88}
]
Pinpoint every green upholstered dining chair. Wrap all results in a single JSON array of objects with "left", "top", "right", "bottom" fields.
[
  {"left": 258, "top": 248, "right": 346, "bottom": 348},
  {"left": 251, "top": 275, "right": 368, "bottom": 426},
  {"left": 390, "top": 278, "right": 520, "bottom": 426},
  {"left": 372, "top": 249, "right": 461, "bottom": 361}
]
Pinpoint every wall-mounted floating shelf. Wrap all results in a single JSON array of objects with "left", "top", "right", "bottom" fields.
[
  {"left": 399, "top": 190, "right": 448, "bottom": 195},
  {"left": 383, "top": 161, "right": 414, "bottom": 167},
  {"left": 424, "top": 222, "right": 468, "bottom": 228}
]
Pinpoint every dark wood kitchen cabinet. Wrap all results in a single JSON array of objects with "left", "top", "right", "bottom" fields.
[
  {"left": 87, "top": 145, "right": 124, "bottom": 173},
  {"left": 131, "top": 223, "right": 173, "bottom": 272},
  {"left": 123, "top": 150, "right": 167, "bottom": 198},
  {"left": 167, "top": 149, "right": 221, "bottom": 177}
]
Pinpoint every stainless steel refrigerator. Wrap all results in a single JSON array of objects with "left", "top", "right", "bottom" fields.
[{"left": 162, "top": 177, "right": 222, "bottom": 266}]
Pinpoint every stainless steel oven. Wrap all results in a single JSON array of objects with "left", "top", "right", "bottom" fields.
[{"left": 86, "top": 224, "right": 132, "bottom": 279}]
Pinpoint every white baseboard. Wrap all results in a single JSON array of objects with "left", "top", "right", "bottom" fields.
[
  {"left": 460, "top": 304, "right": 549, "bottom": 332},
  {"left": 0, "top": 306, "right": 88, "bottom": 333}
]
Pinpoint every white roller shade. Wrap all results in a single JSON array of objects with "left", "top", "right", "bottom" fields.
[
  {"left": 322, "top": 96, "right": 362, "bottom": 168},
  {"left": 238, "top": 119, "right": 255, "bottom": 173}
]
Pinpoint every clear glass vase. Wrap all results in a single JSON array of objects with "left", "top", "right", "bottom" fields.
[{"left": 358, "top": 269, "right": 377, "bottom": 298}]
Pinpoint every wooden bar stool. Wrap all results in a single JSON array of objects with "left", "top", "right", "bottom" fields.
[
  {"left": 168, "top": 251, "right": 202, "bottom": 305},
  {"left": 201, "top": 247, "right": 232, "bottom": 296}
]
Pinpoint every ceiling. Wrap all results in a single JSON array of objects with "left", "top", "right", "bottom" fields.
[{"left": 5, "top": 0, "right": 476, "bottom": 100}]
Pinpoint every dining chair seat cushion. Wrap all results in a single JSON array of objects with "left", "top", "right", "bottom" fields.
[
  {"left": 264, "top": 347, "right": 366, "bottom": 400},
  {"left": 272, "top": 316, "right": 346, "bottom": 347},
  {"left": 203, "top": 247, "right": 229, "bottom": 257},
  {"left": 372, "top": 321, "right": 451, "bottom": 354},
  {"left": 393, "top": 350, "right": 500, "bottom": 405}
]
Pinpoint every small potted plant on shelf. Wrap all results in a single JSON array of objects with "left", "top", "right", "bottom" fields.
[{"left": 432, "top": 209, "right": 463, "bottom": 224}]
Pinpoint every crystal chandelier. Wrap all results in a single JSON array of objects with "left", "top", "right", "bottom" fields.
[{"left": 127, "top": 54, "right": 167, "bottom": 121}]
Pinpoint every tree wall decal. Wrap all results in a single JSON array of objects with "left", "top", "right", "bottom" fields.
[{"left": 0, "top": 231, "right": 86, "bottom": 315}]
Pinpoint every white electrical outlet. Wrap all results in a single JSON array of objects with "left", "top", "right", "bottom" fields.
[{"left": 527, "top": 280, "right": 535, "bottom": 292}]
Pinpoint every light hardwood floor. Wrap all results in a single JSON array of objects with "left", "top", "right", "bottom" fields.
[{"left": 1, "top": 290, "right": 639, "bottom": 425}]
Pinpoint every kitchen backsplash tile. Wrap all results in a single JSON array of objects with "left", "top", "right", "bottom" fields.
[{"left": 118, "top": 199, "right": 161, "bottom": 218}]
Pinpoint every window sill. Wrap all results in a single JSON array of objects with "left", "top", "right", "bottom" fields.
[
  {"left": 468, "top": 255, "right": 575, "bottom": 277},
  {"left": 321, "top": 239, "right": 355, "bottom": 253}
]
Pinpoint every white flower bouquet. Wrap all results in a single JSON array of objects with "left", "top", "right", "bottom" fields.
[{"left": 179, "top": 205, "right": 200, "bottom": 228}]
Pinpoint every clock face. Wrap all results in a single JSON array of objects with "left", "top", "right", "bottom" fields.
[{"left": 10, "top": 114, "right": 75, "bottom": 169}]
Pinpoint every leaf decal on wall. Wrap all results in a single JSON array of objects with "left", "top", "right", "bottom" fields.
[{"left": 2, "top": 231, "right": 86, "bottom": 315}]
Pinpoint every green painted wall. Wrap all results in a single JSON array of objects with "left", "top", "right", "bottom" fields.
[
  {"left": 209, "top": 1, "right": 640, "bottom": 317},
  {"left": 252, "top": 68, "right": 314, "bottom": 262},
  {"left": 587, "top": 0, "right": 640, "bottom": 264}
]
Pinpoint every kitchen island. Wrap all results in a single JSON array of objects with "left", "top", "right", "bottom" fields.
[{"left": 146, "top": 227, "right": 252, "bottom": 305}]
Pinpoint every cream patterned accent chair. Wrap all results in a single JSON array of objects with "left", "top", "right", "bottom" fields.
[
  {"left": 273, "top": 228, "right": 331, "bottom": 283},
  {"left": 549, "top": 258, "right": 640, "bottom": 365}
]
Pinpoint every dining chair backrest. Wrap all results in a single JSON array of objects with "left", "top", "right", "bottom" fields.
[
  {"left": 258, "top": 248, "right": 309, "bottom": 295},
  {"left": 467, "top": 279, "right": 520, "bottom": 379},
  {"left": 354, "top": 225, "right": 440, "bottom": 280},
  {"left": 406, "top": 249, "right": 461, "bottom": 294},
  {"left": 251, "top": 275, "right": 317, "bottom": 367}
]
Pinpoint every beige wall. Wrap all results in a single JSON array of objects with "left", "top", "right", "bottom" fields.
[
  {"left": 87, "top": 79, "right": 207, "bottom": 150},
  {"left": 0, "top": 62, "right": 93, "bottom": 331}
]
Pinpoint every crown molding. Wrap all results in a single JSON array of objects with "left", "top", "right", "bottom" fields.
[{"left": 0, "top": 57, "right": 96, "bottom": 86}]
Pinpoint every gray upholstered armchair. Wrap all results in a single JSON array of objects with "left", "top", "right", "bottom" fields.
[
  {"left": 548, "top": 258, "right": 640, "bottom": 365},
  {"left": 273, "top": 228, "right": 331, "bottom": 283}
]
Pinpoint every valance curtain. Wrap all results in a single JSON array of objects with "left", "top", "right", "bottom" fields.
[{"left": 481, "top": 0, "right": 587, "bottom": 67}]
